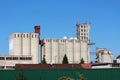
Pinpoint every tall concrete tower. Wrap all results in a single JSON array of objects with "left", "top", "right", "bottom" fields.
[
  {"left": 76, "top": 23, "right": 90, "bottom": 63},
  {"left": 76, "top": 23, "right": 90, "bottom": 41}
]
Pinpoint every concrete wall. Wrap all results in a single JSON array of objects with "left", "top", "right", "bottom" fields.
[{"left": 42, "top": 39, "right": 89, "bottom": 64}]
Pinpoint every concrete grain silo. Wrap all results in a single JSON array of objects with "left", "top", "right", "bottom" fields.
[
  {"left": 9, "top": 33, "right": 22, "bottom": 56},
  {"left": 30, "top": 33, "right": 39, "bottom": 63},
  {"left": 22, "top": 33, "right": 31, "bottom": 56}
]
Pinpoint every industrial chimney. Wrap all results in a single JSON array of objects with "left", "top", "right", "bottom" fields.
[{"left": 34, "top": 25, "right": 40, "bottom": 36}]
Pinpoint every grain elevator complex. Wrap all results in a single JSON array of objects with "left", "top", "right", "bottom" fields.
[
  {"left": 41, "top": 23, "right": 90, "bottom": 64},
  {"left": 0, "top": 23, "right": 91, "bottom": 69}
]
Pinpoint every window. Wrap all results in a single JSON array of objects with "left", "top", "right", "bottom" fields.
[
  {"left": 84, "top": 26, "right": 86, "bottom": 28},
  {"left": 27, "top": 34, "right": 28, "bottom": 38},
  {"left": 81, "top": 37, "right": 83, "bottom": 40},
  {"left": 18, "top": 34, "right": 19, "bottom": 37},
  {"left": 84, "top": 30, "right": 86, "bottom": 32},
  {"left": 26, "top": 57, "right": 32, "bottom": 60},
  {"left": 0, "top": 66, "right": 4, "bottom": 69},
  {"left": 6, "top": 66, "right": 15, "bottom": 69},
  {"left": 84, "top": 33, "right": 86, "bottom": 35},
  {"left": 13, "top": 57, "right": 18, "bottom": 60},
  {"left": 81, "top": 26, "right": 83, "bottom": 28},
  {"left": 20, "top": 57, "right": 32, "bottom": 60},
  {"left": 86, "top": 37, "right": 88, "bottom": 40},
  {"left": 6, "top": 57, "right": 12, "bottom": 60},
  {"left": 0, "top": 57, "right": 5, "bottom": 60},
  {"left": 84, "top": 37, "right": 86, "bottom": 39},
  {"left": 81, "top": 29, "right": 83, "bottom": 32},
  {"left": 20, "top": 57, "right": 26, "bottom": 60},
  {"left": 81, "top": 33, "right": 83, "bottom": 35},
  {"left": 23, "top": 34, "right": 25, "bottom": 38},
  {"left": 32, "top": 35, "right": 33, "bottom": 38}
]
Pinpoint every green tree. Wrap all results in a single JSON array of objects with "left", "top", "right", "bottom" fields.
[
  {"left": 62, "top": 54, "right": 69, "bottom": 64},
  {"left": 41, "top": 57, "right": 47, "bottom": 64},
  {"left": 80, "top": 58, "right": 84, "bottom": 64},
  {"left": 15, "top": 71, "right": 26, "bottom": 80}
]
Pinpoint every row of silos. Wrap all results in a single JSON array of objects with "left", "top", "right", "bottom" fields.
[
  {"left": 42, "top": 39, "right": 89, "bottom": 64},
  {"left": 9, "top": 33, "right": 39, "bottom": 63}
]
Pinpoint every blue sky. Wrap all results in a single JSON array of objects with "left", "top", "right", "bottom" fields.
[{"left": 0, "top": 0, "right": 120, "bottom": 61}]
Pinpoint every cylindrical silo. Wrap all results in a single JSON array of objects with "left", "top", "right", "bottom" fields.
[
  {"left": 13, "top": 33, "right": 22, "bottom": 56},
  {"left": 31, "top": 33, "right": 39, "bottom": 64},
  {"left": 22, "top": 33, "right": 31, "bottom": 56},
  {"left": 9, "top": 33, "right": 14, "bottom": 55},
  {"left": 81, "top": 41, "right": 89, "bottom": 63}
]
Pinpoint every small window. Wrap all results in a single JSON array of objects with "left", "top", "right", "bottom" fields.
[
  {"left": 0, "top": 57, "right": 5, "bottom": 60},
  {"left": 13, "top": 57, "right": 18, "bottom": 60},
  {"left": 26, "top": 57, "right": 32, "bottom": 60},
  {"left": 81, "top": 26, "right": 83, "bottom": 28},
  {"left": 81, "top": 33, "right": 83, "bottom": 35},
  {"left": 0, "top": 66, "right": 4, "bottom": 69},
  {"left": 81, "top": 29, "right": 83, "bottom": 32},
  {"left": 84, "top": 33, "right": 86, "bottom": 35},
  {"left": 6, "top": 57, "right": 12, "bottom": 60},
  {"left": 86, "top": 37, "right": 88, "bottom": 40},
  {"left": 32, "top": 35, "right": 33, "bottom": 38},
  {"left": 20, "top": 57, "right": 25, "bottom": 60},
  {"left": 27, "top": 34, "right": 28, "bottom": 38},
  {"left": 6, "top": 66, "right": 15, "bottom": 69},
  {"left": 18, "top": 34, "right": 19, "bottom": 37},
  {"left": 84, "top": 26, "right": 86, "bottom": 28},
  {"left": 84, "top": 30, "right": 86, "bottom": 32},
  {"left": 23, "top": 34, "right": 25, "bottom": 38},
  {"left": 35, "top": 35, "right": 37, "bottom": 38},
  {"left": 81, "top": 37, "right": 83, "bottom": 40}
]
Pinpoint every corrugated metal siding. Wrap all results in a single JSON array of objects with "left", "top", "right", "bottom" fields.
[{"left": 0, "top": 68, "right": 120, "bottom": 80}]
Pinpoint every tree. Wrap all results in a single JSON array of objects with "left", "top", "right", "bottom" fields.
[
  {"left": 41, "top": 55, "right": 47, "bottom": 64},
  {"left": 80, "top": 58, "right": 84, "bottom": 64},
  {"left": 41, "top": 57, "right": 47, "bottom": 64},
  {"left": 15, "top": 71, "right": 26, "bottom": 80},
  {"left": 62, "top": 54, "right": 69, "bottom": 64}
]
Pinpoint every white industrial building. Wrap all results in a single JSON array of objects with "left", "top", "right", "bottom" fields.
[
  {"left": 41, "top": 23, "right": 90, "bottom": 64},
  {"left": 0, "top": 23, "right": 92, "bottom": 69},
  {"left": 96, "top": 48, "right": 113, "bottom": 63},
  {"left": 0, "top": 33, "right": 39, "bottom": 69}
]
